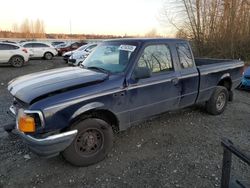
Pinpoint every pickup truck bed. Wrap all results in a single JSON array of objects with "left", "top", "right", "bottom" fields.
[{"left": 195, "top": 58, "right": 243, "bottom": 103}]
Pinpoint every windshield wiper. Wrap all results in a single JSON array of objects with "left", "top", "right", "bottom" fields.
[{"left": 86, "top": 66, "right": 110, "bottom": 75}]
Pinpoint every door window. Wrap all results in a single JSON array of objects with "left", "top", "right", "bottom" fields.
[
  {"left": 0, "top": 44, "right": 19, "bottom": 50},
  {"left": 33, "top": 43, "right": 49, "bottom": 48},
  {"left": 23, "top": 43, "right": 33, "bottom": 48},
  {"left": 137, "top": 44, "right": 173, "bottom": 74}
]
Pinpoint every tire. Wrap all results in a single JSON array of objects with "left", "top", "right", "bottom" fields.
[
  {"left": 44, "top": 52, "right": 53, "bottom": 60},
  {"left": 206, "top": 86, "right": 228, "bottom": 115},
  {"left": 10, "top": 56, "right": 24, "bottom": 67},
  {"left": 62, "top": 118, "right": 114, "bottom": 166}
]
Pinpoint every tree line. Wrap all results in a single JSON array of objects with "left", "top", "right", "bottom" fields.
[
  {"left": 162, "top": 0, "right": 250, "bottom": 61},
  {"left": 10, "top": 19, "right": 46, "bottom": 38}
]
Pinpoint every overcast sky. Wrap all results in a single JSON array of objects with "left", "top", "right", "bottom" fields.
[{"left": 0, "top": 0, "right": 176, "bottom": 36}]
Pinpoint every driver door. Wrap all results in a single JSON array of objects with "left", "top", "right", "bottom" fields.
[{"left": 126, "top": 44, "right": 181, "bottom": 123}]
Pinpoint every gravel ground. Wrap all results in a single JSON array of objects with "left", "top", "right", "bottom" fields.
[{"left": 0, "top": 58, "right": 249, "bottom": 188}]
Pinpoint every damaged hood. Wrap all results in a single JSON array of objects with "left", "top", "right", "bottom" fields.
[{"left": 8, "top": 67, "right": 108, "bottom": 104}]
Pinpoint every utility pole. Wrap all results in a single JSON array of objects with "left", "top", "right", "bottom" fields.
[{"left": 69, "top": 19, "right": 72, "bottom": 42}]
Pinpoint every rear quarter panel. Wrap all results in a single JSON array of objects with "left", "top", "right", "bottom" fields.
[{"left": 196, "top": 61, "right": 243, "bottom": 103}]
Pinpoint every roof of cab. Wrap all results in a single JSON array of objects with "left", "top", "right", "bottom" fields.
[{"left": 104, "top": 38, "right": 187, "bottom": 43}]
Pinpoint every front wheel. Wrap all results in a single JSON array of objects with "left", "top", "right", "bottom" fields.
[
  {"left": 10, "top": 56, "right": 24, "bottom": 67},
  {"left": 206, "top": 86, "right": 229, "bottom": 115},
  {"left": 62, "top": 118, "right": 114, "bottom": 166},
  {"left": 44, "top": 52, "right": 53, "bottom": 60}
]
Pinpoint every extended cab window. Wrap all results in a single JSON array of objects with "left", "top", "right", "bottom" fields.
[
  {"left": 176, "top": 43, "right": 194, "bottom": 68},
  {"left": 137, "top": 44, "right": 173, "bottom": 74}
]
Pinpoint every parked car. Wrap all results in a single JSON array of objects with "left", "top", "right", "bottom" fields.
[
  {"left": 63, "top": 43, "right": 98, "bottom": 63},
  {"left": 238, "top": 66, "right": 250, "bottom": 89},
  {"left": 51, "top": 41, "right": 65, "bottom": 47},
  {"left": 0, "top": 42, "right": 29, "bottom": 67},
  {"left": 5, "top": 38, "right": 244, "bottom": 166},
  {"left": 1, "top": 40, "right": 18, "bottom": 44},
  {"left": 57, "top": 41, "right": 88, "bottom": 56},
  {"left": 21, "top": 42, "right": 58, "bottom": 60},
  {"left": 54, "top": 42, "right": 69, "bottom": 48},
  {"left": 68, "top": 43, "right": 98, "bottom": 66}
]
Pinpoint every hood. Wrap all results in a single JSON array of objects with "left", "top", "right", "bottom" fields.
[
  {"left": 8, "top": 67, "right": 108, "bottom": 104},
  {"left": 63, "top": 50, "right": 75, "bottom": 56},
  {"left": 72, "top": 51, "right": 89, "bottom": 59}
]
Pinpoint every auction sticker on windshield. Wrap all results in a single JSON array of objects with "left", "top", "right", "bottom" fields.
[{"left": 118, "top": 45, "right": 136, "bottom": 52}]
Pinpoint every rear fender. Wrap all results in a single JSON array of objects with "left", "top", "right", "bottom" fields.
[{"left": 220, "top": 73, "right": 230, "bottom": 80}]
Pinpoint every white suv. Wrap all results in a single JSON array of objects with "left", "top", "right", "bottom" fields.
[
  {"left": 0, "top": 42, "right": 30, "bottom": 67},
  {"left": 21, "top": 42, "right": 58, "bottom": 60}
]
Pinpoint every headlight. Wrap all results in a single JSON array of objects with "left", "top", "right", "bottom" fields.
[{"left": 80, "top": 54, "right": 88, "bottom": 59}]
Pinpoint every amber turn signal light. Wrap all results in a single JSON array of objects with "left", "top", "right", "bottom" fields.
[{"left": 18, "top": 115, "right": 35, "bottom": 133}]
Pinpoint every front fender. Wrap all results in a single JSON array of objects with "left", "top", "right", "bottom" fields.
[{"left": 69, "top": 102, "right": 104, "bottom": 121}]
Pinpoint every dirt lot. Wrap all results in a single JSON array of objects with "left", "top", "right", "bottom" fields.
[{"left": 0, "top": 58, "right": 249, "bottom": 188}]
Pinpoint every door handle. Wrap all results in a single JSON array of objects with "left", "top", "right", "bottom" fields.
[
  {"left": 113, "top": 91, "right": 125, "bottom": 97},
  {"left": 171, "top": 78, "right": 179, "bottom": 85}
]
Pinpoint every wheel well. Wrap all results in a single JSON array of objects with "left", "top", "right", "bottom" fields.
[
  {"left": 70, "top": 109, "right": 119, "bottom": 132},
  {"left": 218, "top": 78, "right": 232, "bottom": 91},
  {"left": 9, "top": 55, "right": 24, "bottom": 62},
  {"left": 44, "top": 52, "right": 53, "bottom": 56}
]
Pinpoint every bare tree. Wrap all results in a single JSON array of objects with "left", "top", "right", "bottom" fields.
[
  {"left": 12, "top": 23, "right": 19, "bottom": 33},
  {"left": 145, "top": 28, "right": 159, "bottom": 37},
  {"left": 34, "top": 19, "right": 45, "bottom": 38},
  {"left": 160, "top": 0, "right": 250, "bottom": 60},
  {"left": 14, "top": 18, "right": 46, "bottom": 38},
  {"left": 20, "top": 19, "right": 31, "bottom": 38}
]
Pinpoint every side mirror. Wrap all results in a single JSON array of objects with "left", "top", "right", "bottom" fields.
[{"left": 133, "top": 67, "right": 151, "bottom": 80}]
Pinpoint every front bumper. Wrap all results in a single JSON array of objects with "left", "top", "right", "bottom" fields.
[
  {"left": 16, "top": 129, "right": 77, "bottom": 158},
  {"left": 68, "top": 58, "right": 76, "bottom": 64},
  {"left": 7, "top": 105, "right": 78, "bottom": 158},
  {"left": 63, "top": 55, "right": 70, "bottom": 61}
]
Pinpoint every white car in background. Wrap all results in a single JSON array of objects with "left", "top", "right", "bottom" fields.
[
  {"left": 68, "top": 43, "right": 98, "bottom": 66},
  {"left": 0, "top": 42, "right": 30, "bottom": 67},
  {"left": 21, "top": 42, "right": 58, "bottom": 60},
  {"left": 63, "top": 43, "right": 98, "bottom": 62}
]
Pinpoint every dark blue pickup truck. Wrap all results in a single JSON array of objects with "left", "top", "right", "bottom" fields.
[{"left": 6, "top": 38, "right": 244, "bottom": 166}]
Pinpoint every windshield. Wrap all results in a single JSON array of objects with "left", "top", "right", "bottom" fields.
[
  {"left": 82, "top": 43, "right": 137, "bottom": 74},
  {"left": 77, "top": 44, "right": 87, "bottom": 51}
]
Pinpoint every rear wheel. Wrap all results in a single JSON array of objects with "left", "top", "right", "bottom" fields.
[
  {"left": 206, "top": 86, "right": 228, "bottom": 115},
  {"left": 10, "top": 56, "right": 24, "bottom": 67},
  {"left": 44, "top": 52, "right": 53, "bottom": 60},
  {"left": 62, "top": 118, "right": 114, "bottom": 166}
]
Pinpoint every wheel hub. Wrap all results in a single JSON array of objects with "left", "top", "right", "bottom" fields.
[
  {"left": 216, "top": 93, "right": 226, "bottom": 111},
  {"left": 75, "top": 129, "right": 103, "bottom": 156}
]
